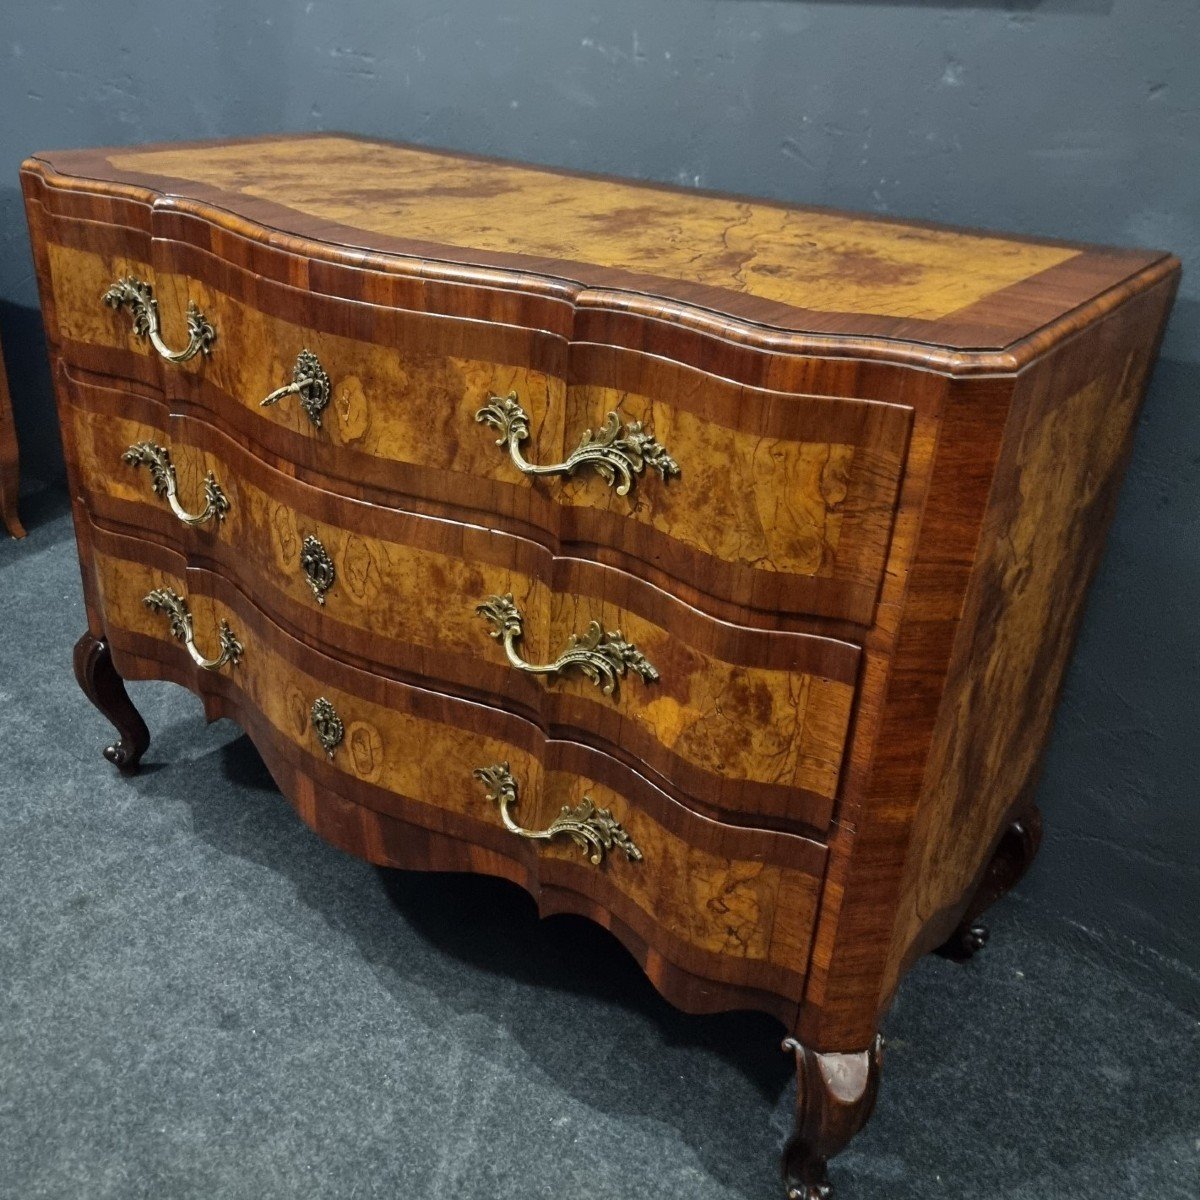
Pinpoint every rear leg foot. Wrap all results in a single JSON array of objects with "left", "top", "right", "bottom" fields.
[{"left": 937, "top": 810, "right": 1043, "bottom": 961}]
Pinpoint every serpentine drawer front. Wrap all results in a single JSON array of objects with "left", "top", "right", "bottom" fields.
[
  {"left": 40, "top": 228, "right": 912, "bottom": 627},
  {"left": 63, "top": 366, "right": 860, "bottom": 834},
  {"left": 85, "top": 523, "right": 826, "bottom": 1012},
  {"left": 25, "top": 135, "right": 1178, "bottom": 1199}
]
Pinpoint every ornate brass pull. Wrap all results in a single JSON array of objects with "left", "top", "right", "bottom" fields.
[
  {"left": 300, "top": 535, "right": 335, "bottom": 604},
  {"left": 143, "top": 587, "right": 243, "bottom": 671},
  {"left": 103, "top": 276, "right": 215, "bottom": 363},
  {"left": 122, "top": 442, "right": 230, "bottom": 528},
  {"left": 473, "top": 762, "right": 642, "bottom": 866},
  {"left": 310, "top": 697, "right": 344, "bottom": 759},
  {"left": 475, "top": 391, "right": 680, "bottom": 496},
  {"left": 259, "top": 349, "right": 332, "bottom": 427},
  {"left": 476, "top": 593, "right": 658, "bottom": 696}
]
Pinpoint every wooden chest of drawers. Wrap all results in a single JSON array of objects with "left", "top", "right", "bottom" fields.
[
  {"left": 0, "top": 336, "right": 24, "bottom": 539},
  {"left": 23, "top": 134, "right": 1178, "bottom": 1199}
]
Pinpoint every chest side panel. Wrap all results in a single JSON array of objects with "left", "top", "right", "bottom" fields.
[
  {"left": 882, "top": 273, "right": 1180, "bottom": 987},
  {"left": 799, "top": 268, "right": 1179, "bottom": 1050}
]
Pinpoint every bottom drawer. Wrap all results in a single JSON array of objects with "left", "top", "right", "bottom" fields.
[{"left": 83, "top": 520, "right": 827, "bottom": 1021}]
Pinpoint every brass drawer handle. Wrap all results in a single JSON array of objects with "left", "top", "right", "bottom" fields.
[
  {"left": 143, "top": 587, "right": 243, "bottom": 671},
  {"left": 477, "top": 593, "right": 658, "bottom": 696},
  {"left": 103, "top": 276, "right": 215, "bottom": 363},
  {"left": 122, "top": 442, "right": 230, "bottom": 528},
  {"left": 310, "top": 697, "right": 344, "bottom": 759},
  {"left": 473, "top": 762, "right": 642, "bottom": 866},
  {"left": 259, "top": 349, "right": 331, "bottom": 427},
  {"left": 476, "top": 391, "right": 680, "bottom": 495}
]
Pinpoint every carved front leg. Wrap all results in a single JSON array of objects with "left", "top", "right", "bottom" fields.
[
  {"left": 72, "top": 633, "right": 150, "bottom": 771},
  {"left": 937, "top": 809, "right": 1044, "bottom": 961},
  {"left": 781, "top": 1035, "right": 883, "bottom": 1200}
]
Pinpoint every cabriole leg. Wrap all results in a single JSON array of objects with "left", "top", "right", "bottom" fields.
[
  {"left": 0, "top": 479, "right": 23, "bottom": 539},
  {"left": 937, "top": 809, "right": 1044, "bottom": 961},
  {"left": 781, "top": 1034, "right": 884, "bottom": 1200},
  {"left": 72, "top": 632, "right": 150, "bottom": 771}
]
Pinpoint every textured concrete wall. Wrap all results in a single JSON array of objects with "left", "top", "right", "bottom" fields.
[{"left": 1, "top": 2, "right": 1196, "bottom": 1002}]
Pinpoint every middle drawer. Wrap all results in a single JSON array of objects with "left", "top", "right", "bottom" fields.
[{"left": 64, "top": 366, "right": 861, "bottom": 836}]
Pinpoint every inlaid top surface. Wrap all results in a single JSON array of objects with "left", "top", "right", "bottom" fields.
[{"left": 28, "top": 133, "right": 1170, "bottom": 352}]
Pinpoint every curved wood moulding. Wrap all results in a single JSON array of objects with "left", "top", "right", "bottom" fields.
[
  {"left": 26, "top": 182, "right": 971, "bottom": 395},
  {"left": 22, "top": 141, "right": 1177, "bottom": 377},
  {"left": 40, "top": 215, "right": 914, "bottom": 627},
  {"left": 52, "top": 344, "right": 890, "bottom": 650},
  {"left": 63, "top": 366, "right": 860, "bottom": 837},
  {"left": 84, "top": 517, "right": 825, "bottom": 1024},
  {"left": 25, "top": 136, "right": 1186, "bottom": 1194}
]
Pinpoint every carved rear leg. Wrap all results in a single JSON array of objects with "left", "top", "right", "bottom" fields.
[
  {"left": 937, "top": 809, "right": 1044, "bottom": 961},
  {"left": 781, "top": 1035, "right": 883, "bottom": 1200},
  {"left": 0, "top": 475, "right": 23, "bottom": 539},
  {"left": 73, "top": 632, "right": 150, "bottom": 771}
]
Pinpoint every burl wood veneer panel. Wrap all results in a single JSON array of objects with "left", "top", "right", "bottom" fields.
[
  {"left": 27, "top": 134, "right": 1168, "bottom": 354},
  {"left": 45, "top": 235, "right": 913, "bottom": 626},
  {"left": 86, "top": 526, "right": 825, "bottom": 1021},
  {"left": 798, "top": 271, "right": 1180, "bottom": 1051},
  {"left": 883, "top": 276, "right": 1179, "bottom": 983},
  {"left": 24, "top": 130, "right": 1183, "bottom": 1197},
  {"left": 63, "top": 366, "right": 860, "bottom": 833},
  {"left": 110, "top": 138, "right": 1077, "bottom": 321}
]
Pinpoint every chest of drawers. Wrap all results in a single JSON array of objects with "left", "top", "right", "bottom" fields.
[
  {"left": 23, "top": 134, "right": 1178, "bottom": 1199},
  {"left": 0, "top": 336, "right": 24, "bottom": 539}
]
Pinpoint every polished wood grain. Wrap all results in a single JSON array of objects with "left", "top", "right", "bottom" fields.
[
  {"left": 0, "top": 337, "right": 24, "bottom": 539},
  {"left": 86, "top": 523, "right": 825, "bottom": 1020},
  {"left": 108, "top": 138, "right": 1081, "bottom": 322},
  {"left": 23, "top": 135, "right": 1181, "bottom": 1199},
  {"left": 63, "top": 365, "right": 860, "bottom": 834},
  {"left": 782, "top": 1035, "right": 883, "bottom": 1200},
  {"left": 886, "top": 279, "right": 1177, "bottom": 980},
  {"left": 800, "top": 268, "right": 1180, "bottom": 1053},
  {"left": 42, "top": 233, "right": 913, "bottom": 625},
  {"left": 72, "top": 631, "right": 149, "bottom": 769},
  {"left": 25, "top": 134, "right": 1169, "bottom": 357}
]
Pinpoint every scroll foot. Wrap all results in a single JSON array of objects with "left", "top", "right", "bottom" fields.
[
  {"left": 781, "top": 1034, "right": 883, "bottom": 1200},
  {"left": 937, "top": 809, "right": 1043, "bottom": 961},
  {"left": 0, "top": 446, "right": 22, "bottom": 539},
  {"left": 72, "top": 633, "right": 150, "bottom": 771}
]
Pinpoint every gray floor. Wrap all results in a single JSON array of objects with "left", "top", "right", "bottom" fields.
[{"left": 2, "top": 489, "right": 1198, "bottom": 1200}]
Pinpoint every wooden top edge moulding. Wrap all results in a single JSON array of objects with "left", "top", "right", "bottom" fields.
[{"left": 22, "top": 132, "right": 1177, "bottom": 368}]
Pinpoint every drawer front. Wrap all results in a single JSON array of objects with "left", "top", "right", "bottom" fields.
[
  {"left": 47, "top": 233, "right": 913, "bottom": 626},
  {"left": 86, "top": 530, "right": 824, "bottom": 1001},
  {"left": 64, "top": 368, "right": 860, "bottom": 835}
]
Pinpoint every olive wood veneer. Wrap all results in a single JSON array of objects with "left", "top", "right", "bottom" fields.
[{"left": 24, "top": 134, "right": 1179, "bottom": 1200}]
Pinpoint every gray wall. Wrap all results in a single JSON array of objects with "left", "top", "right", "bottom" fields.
[{"left": 2, "top": 2, "right": 1196, "bottom": 1004}]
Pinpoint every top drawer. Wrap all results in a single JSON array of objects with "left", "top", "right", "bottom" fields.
[{"left": 45, "top": 235, "right": 914, "bottom": 627}]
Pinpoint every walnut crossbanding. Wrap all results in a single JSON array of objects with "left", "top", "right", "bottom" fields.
[{"left": 25, "top": 133, "right": 1178, "bottom": 1200}]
